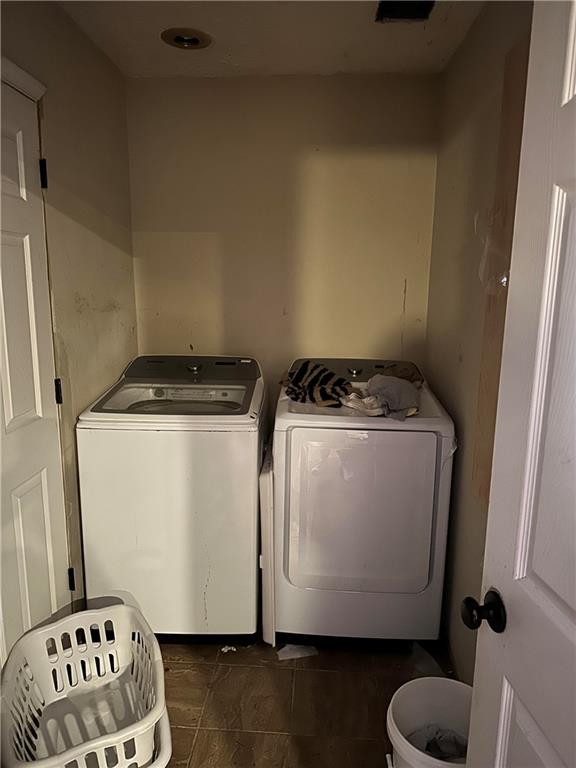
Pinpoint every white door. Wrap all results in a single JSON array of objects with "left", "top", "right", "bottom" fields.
[
  {"left": 467, "top": 2, "right": 576, "bottom": 766},
  {"left": 1, "top": 80, "right": 70, "bottom": 661}
]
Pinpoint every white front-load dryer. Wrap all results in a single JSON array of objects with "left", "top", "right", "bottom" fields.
[
  {"left": 77, "top": 356, "right": 265, "bottom": 634},
  {"left": 264, "top": 358, "right": 455, "bottom": 642}
]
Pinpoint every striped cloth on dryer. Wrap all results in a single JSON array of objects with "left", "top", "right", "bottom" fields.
[{"left": 283, "top": 360, "right": 352, "bottom": 407}]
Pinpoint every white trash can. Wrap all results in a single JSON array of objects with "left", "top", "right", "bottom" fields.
[{"left": 386, "top": 677, "right": 472, "bottom": 767}]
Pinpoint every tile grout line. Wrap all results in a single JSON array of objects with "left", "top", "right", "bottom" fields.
[
  {"left": 165, "top": 660, "right": 358, "bottom": 674},
  {"left": 169, "top": 724, "right": 199, "bottom": 768},
  {"left": 186, "top": 662, "right": 219, "bottom": 768},
  {"left": 162, "top": 658, "right": 409, "bottom": 674},
  {"left": 197, "top": 726, "right": 294, "bottom": 736},
  {"left": 161, "top": 647, "right": 422, "bottom": 673},
  {"left": 289, "top": 668, "right": 296, "bottom": 734},
  {"left": 163, "top": 658, "right": 303, "bottom": 670},
  {"left": 185, "top": 728, "right": 199, "bottom": 768},
  {"left": 193, "top": 725, "right": 392, "bottom": 741}
]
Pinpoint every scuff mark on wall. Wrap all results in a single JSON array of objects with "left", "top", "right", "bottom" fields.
[
  {"left": 400, "top": 277, "right": 408, "bottom": 359},
  {"left": 203, "top": 562, "right": 211, "bottom": 626}
]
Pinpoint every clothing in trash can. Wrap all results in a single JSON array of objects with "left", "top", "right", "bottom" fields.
[{"left": 408, "top": 723, "right": 467, "bottom": 764}]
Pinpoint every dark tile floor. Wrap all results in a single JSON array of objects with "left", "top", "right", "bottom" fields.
[{"left": 161, "top": 637, "right": 454, "bottom": 768}]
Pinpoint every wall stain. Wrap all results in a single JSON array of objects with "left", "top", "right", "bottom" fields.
[{"left": 74, "top": 291, "right": 123, "bottom": 314}]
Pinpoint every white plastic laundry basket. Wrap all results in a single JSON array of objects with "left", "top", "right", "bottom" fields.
[
  {"left": 386, "top": 677, "right": 472, "bottom": 768},
  {"left": 1, "top": 604, "right": 170, "bottom": 768}
]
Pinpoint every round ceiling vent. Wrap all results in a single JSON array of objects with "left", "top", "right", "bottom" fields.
[{"left": 161, "top": 28, "right": 212, "bottom": 50}]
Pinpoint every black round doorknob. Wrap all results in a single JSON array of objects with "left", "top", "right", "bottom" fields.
[{"left": 461, "top": 589, "right": 507, "bottom": 633}]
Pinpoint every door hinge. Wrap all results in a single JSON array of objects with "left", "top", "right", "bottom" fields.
[
  {"left": 54, "top": 377, "right": 63, "bottom": 404},
  {"left": 39, "top": 158, "right": 48, "bottom": 188},
  {"left": 68, "top": 567, "right": 76, "bottom": 592}
]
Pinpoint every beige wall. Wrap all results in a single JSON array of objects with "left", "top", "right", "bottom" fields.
[
  {"left": 1, "top": 2, "right": 137, "bottom": 594},
  {"left": 127, "top": 75, "right": 438, "bottom": 390},
  {"left": 427, "top": 1, "right": 532, "bottom": 683}
]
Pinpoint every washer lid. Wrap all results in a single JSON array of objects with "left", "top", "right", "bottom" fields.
[
  {"left": 77, "top": 355, "right": 264, "bottom": 428},
  {"left": 91, "top": 381, "right": 252, "bottom": 416}
]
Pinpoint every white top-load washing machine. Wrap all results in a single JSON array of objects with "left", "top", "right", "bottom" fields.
[
  {"left": 262, "top": 358, "right": 454, "bottom": 644},
  {"left": 77, "top": 355, "right": 265, "bottom": 635}
]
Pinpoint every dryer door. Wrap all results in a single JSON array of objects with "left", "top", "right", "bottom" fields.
[{"left": 286, "top": 427, "right": 437, "bottom": 593}]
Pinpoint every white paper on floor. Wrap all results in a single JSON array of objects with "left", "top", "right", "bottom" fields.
[
  {"left": 220, "top": 645, "right": 237, "bottom": 654},
  {"left": 276, "top": 644, "right": 318, "bottom": 660},
  {"left": 410, "top": 643, "right": 446, "bottom": 678}
]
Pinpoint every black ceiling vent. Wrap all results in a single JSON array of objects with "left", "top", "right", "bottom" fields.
[{"left": 375, "top": 1, "right": 435, "bottom": 22}]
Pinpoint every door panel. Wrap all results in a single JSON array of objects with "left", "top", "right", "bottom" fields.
[
  {"left": 496, "top": 679, "right": 566, "bottom": 768},
  {"left": 1, "top": 125, "right": 26, "bottom": 200},
  {"left": 11, "top": 469, "right": 56, "bottom": 627},
  {"left": 0, "top": 82, "right": 69, "bottom": 662},
  {"left": 287, "top": 428, "right": 437, "bottom": 593},
  {"left": 524, "top": 193, "right": 575, "bottom": 611},
  {"left": 1, "top": 232, "right": 42, "bottom": 430}
]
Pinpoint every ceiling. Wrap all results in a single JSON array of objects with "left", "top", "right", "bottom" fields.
[{"left": 60, "top": 1, "right": 484, "bottom": 78}]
